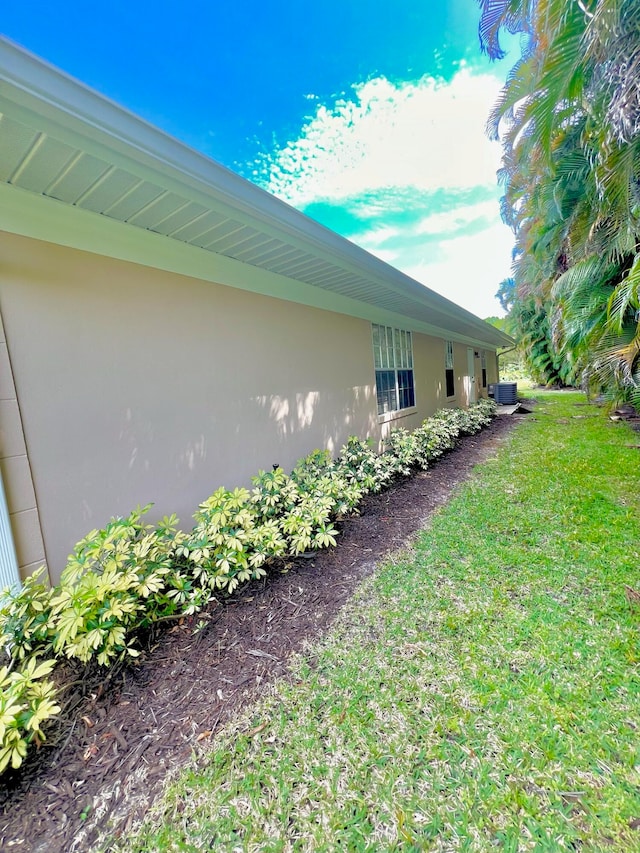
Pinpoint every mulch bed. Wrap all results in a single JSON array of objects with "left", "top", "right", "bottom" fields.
[{"left": 0, "top": 415, "right": 519, "bottom": 853}]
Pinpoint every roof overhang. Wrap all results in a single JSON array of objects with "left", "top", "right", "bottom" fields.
[{"left": 0, "top": 37, "right": 513, "bottom": 349}]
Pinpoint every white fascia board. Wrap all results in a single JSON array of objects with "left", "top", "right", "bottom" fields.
[
  {"left": 0, "top": 38, "right": 512, "bottom": 349},
  {"left": 0, "top": 39, "right": 364, "bottom": 272},
  {"left": 0, "top": 182, "right": 505, "bottom": 351}
]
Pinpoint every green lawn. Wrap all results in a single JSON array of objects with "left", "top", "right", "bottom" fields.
[{"left": 124, "top": 392, "right": 640, "bottom": 852}]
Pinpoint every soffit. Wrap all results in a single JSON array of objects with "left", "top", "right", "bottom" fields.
[{"left": 0, "top": 39, "right": 513, "bottom": 349}]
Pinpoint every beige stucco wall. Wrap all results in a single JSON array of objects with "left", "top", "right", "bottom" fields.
[
  {"left": 490, "top": 351, "right": 500, "bottom": 385},
  {"left": 0, "top": 231, "right": 499, "bottom": 585},
  {"left": 0, "top": 232, "right": 385, "bottom": 583}
]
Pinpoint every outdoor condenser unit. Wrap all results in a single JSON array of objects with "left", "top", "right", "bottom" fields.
[{"left": 492, "top": 382, "right": 518, "bottom": 404}]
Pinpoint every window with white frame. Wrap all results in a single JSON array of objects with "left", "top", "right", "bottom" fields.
[
  {"left": 481, "top": 350, "right": 487, "bottom": 388},
  {"left": 445, "top": 340, "right": 455, "bottom": 397},
  {"left": 372, "top": 324, "right": 415, "bottom": 415}
]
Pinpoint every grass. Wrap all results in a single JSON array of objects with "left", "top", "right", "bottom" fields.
[{"left": 123, "top": 392, "right": 640, "bottom": 852}]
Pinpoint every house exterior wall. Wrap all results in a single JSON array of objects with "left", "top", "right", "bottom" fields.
[
  {"left": 0, "top": 231, "right": 500, "bottom": 585},
  {"left": 491, "top": 351, "right": 500, "bottom": 384},
  {"left": 0, "top": 232, "right": 381, "bottom": 583}
]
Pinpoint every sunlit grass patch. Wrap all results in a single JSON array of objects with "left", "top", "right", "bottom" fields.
[{"left": 124, "top": 392, "right": 640, "bottom": 852}]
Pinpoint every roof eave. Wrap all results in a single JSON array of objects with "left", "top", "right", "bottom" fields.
[{"left": 0, "top": 36, "right": 514, "bottom": 349}]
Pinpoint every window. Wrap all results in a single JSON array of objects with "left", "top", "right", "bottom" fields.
[
  {"left": 445, "top": 340, "right": 455, "bottom": 397},
  {"left": 372, "top": 324, "right": 415, "bottom": 415},
  {"left": 481, "top": 350, "right": 487, "bottom": 388}
]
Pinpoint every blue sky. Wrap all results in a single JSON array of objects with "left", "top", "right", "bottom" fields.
[{"left": 2, "top": 1, "right": 520, "bottom": 317}]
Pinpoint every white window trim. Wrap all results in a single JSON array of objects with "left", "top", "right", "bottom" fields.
[
  {"left": 445, "top": 340, "right": 456, "bottom": 399},
  {"left": 372, "top": 324, "right": 416, "bottom": 417},
  {"left": 377, "top": 405, "right": 418, "bottom": 426}
]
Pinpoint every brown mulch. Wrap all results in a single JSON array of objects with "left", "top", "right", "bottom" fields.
[{"left": 0, "top": 415, "right": 519, "bottom": 853}]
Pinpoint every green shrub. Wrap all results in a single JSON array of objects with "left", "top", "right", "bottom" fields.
[
  {"left": 0, "top": 569, "right": 54, "bottom": 661},
  {"left": 413, "top": 417, "right": 456, "bottom": 463},
  {"left": 49, "top": 506, "right": 178, "bottom": 665},
  {"left": 291, "top": 451, "right": 363, "bottom": 518},
  {"left": 476, "top": 398, "right": 498, "bottom": 420},
  {"left": 281, "top": 489, "right": 339, "bottom": 554},
  {"left": 455, "top": 400, "right": 496, "bottom": 434},
  {"left": 0, "top": 400, "right": 497, "bottom": 777},
  {"left": 173, "top": 487, "right": 273, "bottom": 596},
  {"left": 317, "top": 471, "right": 363, "bottom": 519},
  {"left": 251, "top": 467, "right": 299, "bottom": 519},
  {"left": 383, "top": 428, "right": 419, "bottom": 475},
  {"left": 290, "top": 450, "right": 335, "bottom": 492},
  {"left": 0, "top": 656, "right": 60, "bottom": 773},
  {"left": 336, "top": 436, "right": 395, "bottom": 493}
]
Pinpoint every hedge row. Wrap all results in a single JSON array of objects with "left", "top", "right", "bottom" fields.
[{"left": 0, "top": 399, "right": 497, "bottom": 774}]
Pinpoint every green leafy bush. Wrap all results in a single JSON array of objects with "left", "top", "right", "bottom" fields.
[
  {"left": 336, "top": 436, "right": 395, "bottom": 493},
  {"left": 316, "top": 471, "right": 363, "bottom": 519},
  {"left": 173, "top": 487, "right": 279, "bottom": 596},
  {"left": 0, "top": 400, "right": 497, "bottom": 777},
  {"left": 291, "top": 451, "right": 363, "bottom": 517},
  {"left": 290, "top": 450, "right": 335, "bottom": 492},
  {"left": 383, "top": 428, "right": 419, "bottom": 475},
  {"left": 444, "top": 401, "right": 495, "bottom": 436},
  {"left": 418, "top": 410, "right": 462, "bottom": 458},
  {"left": 251, "top": 467, "right": 299, "bottom": 519},
  {"left": 0, "top": 656, "right": 60, "bottom": 773},
  {"left": 0, "top": 569, "right": 54, "bottom": 661},
  {"left": 48, "top": 506, "right": 179, "bottom": 665},
  {"left": 474, "top": 397, "right": 498, "bottom": 422}
]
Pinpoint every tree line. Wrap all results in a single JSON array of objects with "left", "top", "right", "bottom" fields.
[{"left": 478, "top": 0, "right": 640, "bottom": 403}]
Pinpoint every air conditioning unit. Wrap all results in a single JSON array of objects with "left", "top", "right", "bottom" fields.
[{"left": 493, "top": 381, "right": 518, "bottom": 404}]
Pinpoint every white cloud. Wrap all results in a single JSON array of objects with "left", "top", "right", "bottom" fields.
[
  {"left": 404, "top": 222, "right": 515, "bottom": 318},
  {"left": 258, "top": 66, "right": 513, "bottom": 317},
  {"left": 356, "top": 224, "right": 401, "bottom": 250},
  {"left": 354, "top": 198, "right": 501, "bottom": 257},
  {"left": 264, "top": 67, "right": 504, "bottom": 207},
  {"left": 414, "top": 200, "right": 500, "bottom": 236}
]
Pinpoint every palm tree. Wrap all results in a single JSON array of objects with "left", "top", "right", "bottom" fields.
[{"left": 478, "top": 0, "right": 640, "bottom": 403}]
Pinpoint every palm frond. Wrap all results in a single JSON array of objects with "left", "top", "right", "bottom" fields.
[
  {"left": 607, "top": 252, "right": 640, "bottom": 331},
  {"left": 477, "top": 0, "right": 532, "bottom": 60}
]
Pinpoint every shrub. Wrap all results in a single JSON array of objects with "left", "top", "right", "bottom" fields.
[
  {"left": 413, "top": 417, "right": 456, "bottom": 464},
  {"left": 316, "top": 471, "right": 363, "bottom": 519},
  {"left": 0, "top": 569, "right": 54, "bottom": 661},
  {"left": 290, "top": 450, "right": 335, "bottom": 492},
  {"left": 251, "top": 467, "right": 299, "bottom": 519},
  {"left": 174, "top": 487, "right": 274, "bottom": 597},
  {"left": 291, "top": 451, "right": 363, "bottom": 518},
  {"left": 48, "top": 506, "right": 179, "bottom": 665},
  {"left": 336, "top": 436, "right": 395, "bottom": 493},
  {"left": 0, "top": 399, "right": 497, "bottom": 776},
  {"left": 1, "top": 509, "right": 181, "bottom": 667},
  {"left": 281, "top": 489, "right": 339, "bottom": 554},
  {"left": 383, "top": 428, "right": 419, "bottom": 475},
  {"left": 476, "top": 398, "right": 498, "bottom": 420},
  {"left": 0, "top": 656, "right": 60, "bottom": 773},
  {"left": 455, "top": 400, "right": 496, "bottom": 435}
]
